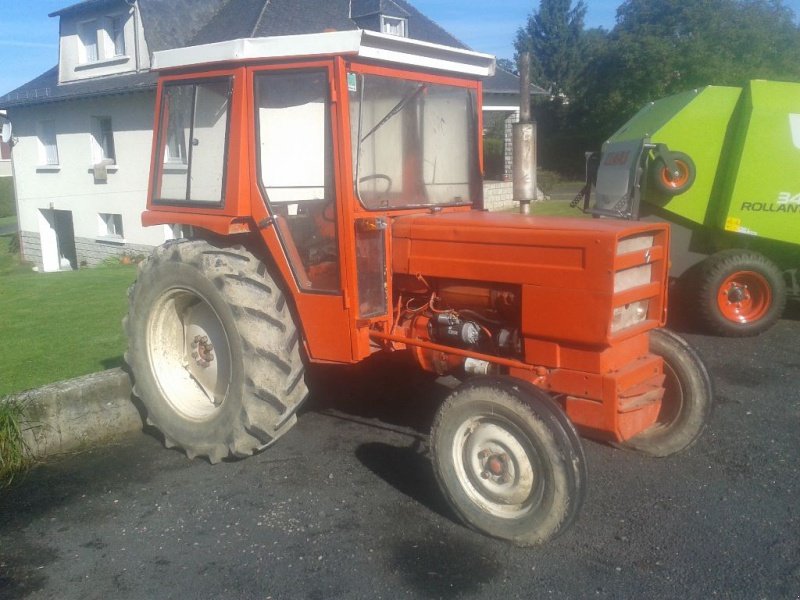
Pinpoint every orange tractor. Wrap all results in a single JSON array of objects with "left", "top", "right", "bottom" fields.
[{"left": 125, "top": 31, "right": 712, "bottom": 545}]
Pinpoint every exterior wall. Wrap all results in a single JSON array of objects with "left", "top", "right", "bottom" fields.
[
  {"left": 9, "top": 91, "right": 169, "bottom": 271},
  {"left": 58, "top": 3, "right": 150, "bottom": 84}
]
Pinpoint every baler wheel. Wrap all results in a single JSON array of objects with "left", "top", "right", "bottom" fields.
[
  {"left": 124, "top": 239, "right": 308, "bottom": 463},
  {"left": 696, "top": 250, "right": 786, "bottom": 337},
  {"left": 430, "top": 377, "right": 586, "bottom": 545},
  {"left": 620, "top": 329, "right": 713, "bottom": 457},
  {"left": 651, "top": 151, "right": 695, "bottom": 195}
]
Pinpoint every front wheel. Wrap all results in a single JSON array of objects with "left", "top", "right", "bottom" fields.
[
  {"left": 124, "top": 239, "right": 308, "bottom": 463},
  {"left": 431, "top": 377, "right": 587, "bottom": 545},
  {"left": 696, "top": 250, "right": 786, "bottom": 337},
  {"left": 620, "top": 329, "right": 713, "bottom": 457}
]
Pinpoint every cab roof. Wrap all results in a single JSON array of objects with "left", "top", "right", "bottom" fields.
[{"left": 151, "top": 30, "right": 496, "bottom": 78}]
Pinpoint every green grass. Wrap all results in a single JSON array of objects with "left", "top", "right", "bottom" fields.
[
  {"left": 528, "top": 199, "right": 589, "bottom": 218},
  {"left": 0, "top": 397, "right": 31, "bottom": 487},
  {"left": 0, "top": 215, "right": 17, "bottom": 229},
  {"left": 0, "top": 235, "right": 137, "bottom": 398}
]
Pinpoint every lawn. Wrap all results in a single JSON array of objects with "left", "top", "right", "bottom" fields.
[{"left": 0, "top": 235, "right": 137, "bottom": 398}]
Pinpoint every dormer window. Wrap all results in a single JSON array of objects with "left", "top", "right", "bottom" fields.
[{"left": 380, "top": 15, "right": 407, "bottom": 37}]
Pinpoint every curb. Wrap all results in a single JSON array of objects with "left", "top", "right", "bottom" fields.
[{"left": 2, "top": 368, "right": 143, "bottom": 459}]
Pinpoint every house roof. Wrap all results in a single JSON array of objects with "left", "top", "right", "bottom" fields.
[{"left": 2, "top": 0, "right": 524, "bottom": 109}]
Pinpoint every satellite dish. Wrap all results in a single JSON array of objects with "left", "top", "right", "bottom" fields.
[{"left": 1, "top": 122, "right": 11, "bottom": 145}]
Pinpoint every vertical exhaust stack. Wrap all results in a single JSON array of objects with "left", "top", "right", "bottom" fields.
[{"left": 513, "top": 52, "right": 537, "bottom": 215}]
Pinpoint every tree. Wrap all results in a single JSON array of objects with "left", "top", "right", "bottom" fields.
[
  {"left": 515, "top": 0, "right": 589, "bottom": 99},
  {"left": 584, "top": 0, "right": 800, "bottom": 131}
]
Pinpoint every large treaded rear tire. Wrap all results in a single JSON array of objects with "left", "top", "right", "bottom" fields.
[
  {"left": 124, "top": 239, "right": 308, "bottom": 463},
  {"left": 696, "top": 250, "right": 786, "bottom": 337}
]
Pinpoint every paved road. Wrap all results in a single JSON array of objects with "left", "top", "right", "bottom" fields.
[{"left": 2, "top": 319, "right": 799, "bottom": 600}]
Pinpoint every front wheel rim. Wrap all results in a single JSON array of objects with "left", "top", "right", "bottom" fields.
[
  {"left": 717, "top": 271, "right": 772, "bottom": 324},
  {"left": 452, "top": 416, "right": 542, "bottom": 519},
  {"left": 659, "top": 159, "right": 691, "bottom": 190},
  {"left": 147, "top": 287, "right": 233, "bottom": 420}
]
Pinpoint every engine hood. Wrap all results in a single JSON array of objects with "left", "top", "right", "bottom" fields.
[{"left": 391, "top": 210, "right": 667, "bottom": 292}]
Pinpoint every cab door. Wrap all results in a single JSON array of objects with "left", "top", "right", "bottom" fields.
[{"left": 248, "top": 62, "right": 355, "bottom": 363}]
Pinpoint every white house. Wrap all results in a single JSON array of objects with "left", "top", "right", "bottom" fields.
[{"left": 1, "top": 0, "right": 535, "bottom": 272}]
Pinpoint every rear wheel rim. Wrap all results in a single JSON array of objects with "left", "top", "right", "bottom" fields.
[
  {"left": 659, "top": 159, "right": 691, "bottom": 190},
  {"left": 147, "top": 287, "right": 232, "bottom": 420},
  {"left": 452, "top": 415, "right": 543, "bottom": 519},
  {"left": 717, "top": 271, "right": 772, "bottom": 324}
]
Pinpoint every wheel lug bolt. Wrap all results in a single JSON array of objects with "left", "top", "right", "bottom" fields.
[{"left": 481, "top": 470, "right": 491, "bottom": 479}]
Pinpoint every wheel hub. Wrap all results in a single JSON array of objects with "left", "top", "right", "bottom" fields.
[
  {"left": 454, "top": 418, "right": 537, "bottom": 517},
  {"left": 148, "top": 288, "right": 232, "bottom": 419},
  {"left": 717, "top": 270, "right": 772, "bottom": 324}
]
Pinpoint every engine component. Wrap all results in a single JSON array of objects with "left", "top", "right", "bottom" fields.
[{"left": 430, "top": 313, "right": 481, "bottom": 348}]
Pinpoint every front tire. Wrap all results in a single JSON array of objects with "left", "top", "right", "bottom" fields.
[
  {"left": 620, "top": 329, "right": 712, "bottom": 457},
  {"left": 431, "top": 377, "right": 587, "bottom": 546},
  {"left": 124, "top": 239, "right": 308, "bottom": 463},
  {"left": 696, "top": 250, "right": 786, "bottom": 337}
]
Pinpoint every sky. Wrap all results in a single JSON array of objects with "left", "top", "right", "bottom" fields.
[{"left": 1, "top": 0, "right": 798, "bottom": 96}]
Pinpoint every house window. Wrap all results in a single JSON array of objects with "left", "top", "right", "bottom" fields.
[
  {"left": 109, "top": 16, "right": 126, "bottom": 56},
  {"left": 99, "top": 213, "right": 124, "bottom": 238},
  {"left": 78, "top": 20, "right": 99, "bottom": 63},
  {"left": 91, "top": 117, "right": 116, "bottom": 164},
  {"left": 381, "top": 16, "right": 407, "bottom": 37},
  {"left": 38, "top": 120, "right": 59, "bottom": 166},
  {"left": 78, "top": 16, "right": 127, "bottom": 64}
]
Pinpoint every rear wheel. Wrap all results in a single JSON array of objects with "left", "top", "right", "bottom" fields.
[
  {"left": 620, "top": 329, "right": 712, "bottom": 457},
  {"left": 124, "top": 239, "right": 308, "bottom": 463},
  {"left": 431, "top": 377, "right": 587, "bottom": 545},
  {"left": 696, "top": 250, "right": 786, "bottom": 337}
]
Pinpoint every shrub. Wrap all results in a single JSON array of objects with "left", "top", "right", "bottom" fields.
[{"left": 0, "top": 179, "right": 15, "bottom": 218}]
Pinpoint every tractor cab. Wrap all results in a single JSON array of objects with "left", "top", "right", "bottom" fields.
[{"left": 143, "top": 30, "right": 493, "bottom": 364}]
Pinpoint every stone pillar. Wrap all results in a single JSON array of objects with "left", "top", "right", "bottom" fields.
[{"left": 504, "top": 111, "right": 519, "bottom": 181}]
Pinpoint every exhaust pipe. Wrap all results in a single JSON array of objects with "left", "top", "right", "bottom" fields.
[{"left": 513, "top": 52, "right": 537, "bottom": 215}]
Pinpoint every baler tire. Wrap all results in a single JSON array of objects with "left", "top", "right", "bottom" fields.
[
  {"left": 651, "top": 151, "right": 695, "bottom": 195},
  {"left": 696, "top": 250, "right": 786, "bottom": 337},
  {"left": 620, "top": 329, "right": 713, "bottom": 457},
  {"left": 124, "top": 239, "right": 308, "bottom": 464},
  {"left": 431, "top": 377, "right": 587, "bottom": 546}
]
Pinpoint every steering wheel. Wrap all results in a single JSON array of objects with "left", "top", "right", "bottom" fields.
[{"left": 358, "top": 174, "right": 393, "bottom": 208}]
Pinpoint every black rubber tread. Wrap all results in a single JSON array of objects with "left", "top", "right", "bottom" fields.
[
  {"left": 620, "top": 328, "right": 713, "bottom": 457},
  {"left": 430, "top": 376, "right": 587, "bottom": 546},
  {"left": 124, "top": 239, "right": 308, "bottom": 463},
  {"left": 696, "top": 249, "right": 787, "bottom": 337},
  {"left": 650, "top": 151, "right": 696, "bottom": 196}
]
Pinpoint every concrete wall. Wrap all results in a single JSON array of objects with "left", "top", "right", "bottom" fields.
[
  {"left": 9, "top": 91, "right": 172, "bottom": 271},
  {"left": 0, "top": 160, "right": 10, "bottom": 178}
]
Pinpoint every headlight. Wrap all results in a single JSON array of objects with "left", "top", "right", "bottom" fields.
[{"left": 611, "top": 300, "right": 650, "bottom": 334}]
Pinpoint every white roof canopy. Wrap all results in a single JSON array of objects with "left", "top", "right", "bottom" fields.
[{"left": 152, "top": 30, "right": 496, "bottom": 78}]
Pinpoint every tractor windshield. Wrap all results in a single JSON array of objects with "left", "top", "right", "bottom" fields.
[{"left": 349, "top": 73, "right": 481, "bottom": 210}]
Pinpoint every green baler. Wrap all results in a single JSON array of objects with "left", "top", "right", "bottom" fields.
[{"left": 582, "top": 80, "right": 800, "bottom": 336}]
